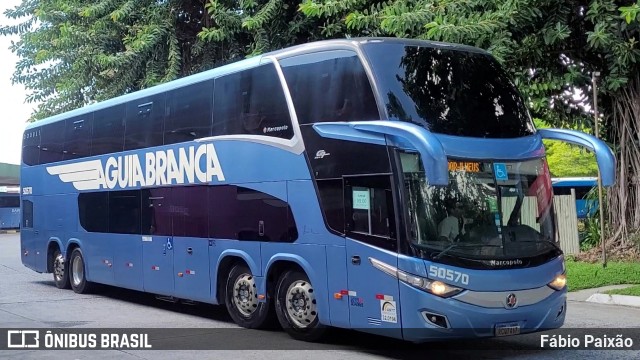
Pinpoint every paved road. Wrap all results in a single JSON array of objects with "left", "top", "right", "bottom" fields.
[{"left": 0, "top": 233, "right": 638, "bottom": 359}]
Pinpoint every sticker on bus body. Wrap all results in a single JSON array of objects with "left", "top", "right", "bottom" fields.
[{"left": 380, "top": 300, "right": 397, "bottom": 323}]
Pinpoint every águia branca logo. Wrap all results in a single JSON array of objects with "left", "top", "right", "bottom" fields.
[{"left": 46, "top": 143, "right": 225, "bottom": 191}]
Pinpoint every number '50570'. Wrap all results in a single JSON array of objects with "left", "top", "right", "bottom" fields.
[{"left": 428, "top": 265, "right": 470, "bottom": 285}]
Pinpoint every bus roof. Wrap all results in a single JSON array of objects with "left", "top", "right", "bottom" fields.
[
  {"left": 25, "top": 37, "right": 488, "bottom": 131},
  {"left": 551, "top": 177, "right": 598, "bottom": 187}
]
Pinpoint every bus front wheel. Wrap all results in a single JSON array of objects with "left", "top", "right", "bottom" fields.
[
  {"left": 52, "top": 249, "right": 70, "bottom": 289},
  {"left": 69, "top": 248, "right": 94, "bottom": 294},
  {"left": 225, "top": 263, "right": 275, "bottom": 329},
  {"left": 274, "top": 270, "right": 327, "bottom": 342}
]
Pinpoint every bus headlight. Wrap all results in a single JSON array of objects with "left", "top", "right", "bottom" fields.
[
  {"left": 548, "top": 274, "right": 567, "bottom": 290},
  {"left": 369, "top": 257, "right": 464, "bottom": 298},
  {"left": 397, "top": 270, "right": 463, "bottom": 298}
]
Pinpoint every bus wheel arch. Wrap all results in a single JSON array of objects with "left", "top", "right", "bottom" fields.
[
  {"left": 47, "top": 240, "right": 69, "bottom": 289},
  {"left": 219, "top": 256, "right": 276, "bottom": 329},
  {"left": 268, "top": 261, "right": 327, "bottom": 342}
]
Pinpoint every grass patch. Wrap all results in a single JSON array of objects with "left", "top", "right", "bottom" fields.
[
  {"left": 605, "top": 285, "right": 640, "bottom": 296},
  {"left": 566, "top": 261, "right": 640, "bottom": 292}
]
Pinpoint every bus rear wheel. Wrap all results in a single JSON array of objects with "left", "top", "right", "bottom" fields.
[
  {"left": 52, "top": 249, "right": 70, "bottom": 289},
  {"left": 225, "top": 263, "right": 275, "bottom": 329},
  {"left": 69, "top": 248, "right": 94, "bottom": 294},
  {"left": 274, "top": 270, "right": 327, "bottom": 342}
]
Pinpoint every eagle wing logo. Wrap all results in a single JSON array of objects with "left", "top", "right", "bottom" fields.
[{"left": 46, "top": 160, "right": 104, "bottom": 191}]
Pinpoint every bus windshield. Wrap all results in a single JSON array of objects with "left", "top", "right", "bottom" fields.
[
  {"left": 401, "top": 152, "right": 561, "bottom": 268},
  {"left": 363, "top": 42, "right": 535, "bottom": 138}
]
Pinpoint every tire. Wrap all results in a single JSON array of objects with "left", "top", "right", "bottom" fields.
[
  {"left": 52, "top": 249, "right": 70, "bottom": 289},
  {"left": 274, "top": 270, "right": 327, "bottom": 342},
  {"left": 224, "top": 263, "right": 276, "bottom": 329},
  {"left": 68, "top": 248, "right": 94, "bottom": 294}
]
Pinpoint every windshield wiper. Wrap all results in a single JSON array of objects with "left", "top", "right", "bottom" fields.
[
  {"left": 511, "top": 239, "right": 561, "bottom": 251},
  {"left": 431, "top": 243, "right": 501, "bottom": 261}
]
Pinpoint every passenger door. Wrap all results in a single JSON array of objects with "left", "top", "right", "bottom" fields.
[
  {"left": 344, "top": 175, "right": 402, "bottom": 338},
  {"left": 20, "top": 198, "right": 36, "bottom": 270},
  {"left": 141, "top": 188, "right": 175, "bottom": 297},
  {"left": 171, "top": 186, "right": 211, "bottom": 302}
]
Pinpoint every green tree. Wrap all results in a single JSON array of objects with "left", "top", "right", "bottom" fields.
[
  {"left": 1, "top": 0, "right": 320, "bottom": 120},
  {"left": 299, "top": 0, "right": 640, "bottom": 243},
  {"left": 535, "top": 119, "right": 599, "bottom": 178},
  {"left": 199, "top": 0, "right": 323, "bottom": 58}
]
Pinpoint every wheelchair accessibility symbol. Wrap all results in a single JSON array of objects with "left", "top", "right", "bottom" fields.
[{"left": 494, "top": 163, "right": 508, "bottom": 181}]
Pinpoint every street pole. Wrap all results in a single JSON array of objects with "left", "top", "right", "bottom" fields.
[{"left": 592, "top": 71, "right": 606, "bottom": 268}]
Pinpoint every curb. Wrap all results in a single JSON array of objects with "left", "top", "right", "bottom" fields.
[{"left": 586, "top": 293, "right": 640, "bottom": 308}]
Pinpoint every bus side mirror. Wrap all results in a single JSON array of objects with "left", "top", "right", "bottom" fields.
[
  {"left": 313, "top": 121, "right": 449, "bottom": 186},
  {"left": 538, "top": 128, "right": 616, "bottom": 187}
]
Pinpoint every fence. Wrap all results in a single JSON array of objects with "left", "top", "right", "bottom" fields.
[{"left": 501, "top": 193, "right": 579, "bottom": 255}]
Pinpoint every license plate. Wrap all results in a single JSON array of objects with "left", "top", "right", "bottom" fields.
[{"left": 495, "top": 323, "right": 521, "bottom": 337}]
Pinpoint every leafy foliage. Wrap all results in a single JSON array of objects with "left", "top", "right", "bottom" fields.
[
  {"left": 2, "top": 0, "right": 325, "bottom": 120},
  {"left": 199, "top": 0, "right": 324, "bottom": 59},
  {"left": 534, "top": 119, "right": 598, "bottom": 177},
  {"left": 1, "top": 0, "right": 199, "bottom": 119}
]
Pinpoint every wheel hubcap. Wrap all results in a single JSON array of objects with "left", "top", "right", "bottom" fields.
[
  {"left": 233, "top": 274, "right": 258, "bottom": 316},
  {"left": 286, "top": 280, "right": 317, "bottom": 328},
  {"left": 53, "top": 253, "right": 65, "bottom": 282},
  {"left": 72, "top": 255, "right": 83, "bottom": 287}
]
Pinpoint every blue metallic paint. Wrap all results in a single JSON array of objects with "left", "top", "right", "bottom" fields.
[
  {"left": 313, "top": 121, "right": 449, "bottom": 186},
  {"left": 399, "top": 281, "right": 566, "bottom": 342}
]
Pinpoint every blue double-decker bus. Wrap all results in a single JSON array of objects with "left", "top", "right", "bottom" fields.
[
  {"left": 551, "top": 177, "right": 598, "bottom": 219},
  {"left": 0, "top": 190, "right": 20, "bottom": 230},
  {"left": 20, "top": 38, "right": 616, "bottom": 342}
]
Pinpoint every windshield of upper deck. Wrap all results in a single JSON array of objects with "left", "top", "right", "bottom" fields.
[{"left": 362, "top": 43, "right": 536, "bottom": 138}]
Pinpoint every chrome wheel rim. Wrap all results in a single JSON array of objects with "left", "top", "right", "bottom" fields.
[
  {"left": 72, "top": 255, "right": 83, "bottom": 287},
  {"left": 232, "top": 273, "right": 258, "bottom": 317},
  {"left": 285, "top": 279, "right": 317, "bottom": 328},
  {"left": 53, "top": 253, "right": 65, "bottom": 282}
]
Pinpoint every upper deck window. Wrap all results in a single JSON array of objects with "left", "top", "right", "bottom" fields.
[
  {"left": 213, "top": 63, "right": 294, "bottom": 139},
  {"left": 280, "top": 50, "right": 379, "bottom": 125},
  {"left": 362, "top": 43, "right": 535, "bottom": 138},
  {"left": 164, "top": 80, "right": 213, "bottom": 145}
]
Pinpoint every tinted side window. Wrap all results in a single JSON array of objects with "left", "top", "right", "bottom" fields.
[
  {"left": 125, "top": 95, "right": 165, "bottom": 150},
  {"left": 574, "top": 186, "right": 594, "bottom": 199},
  {"left": 213, "top": 64, "right": 293, "bottom": 139},
  {"left": 316, "top": 179, "right": 344, "bottom": 234},
  {"left": 552, "top": 187, "right": 571, "bottom": 196},
  {"left": 344, "top": 175, "right": 396, "bottom": 250},
  {"left": 78, "top": 192, "right": 108, "bottom": 232},
  {"left": 281, "top": 50, "right": 379, "bottom": 124},
  {"left": 64, "top": 115, "right": 92, "bottom": 160},
  {"left": 0, "top": 195, "right": 20, "bottom": 208},
  {"left": 208, "top": 185, "right": 238, "bottom": 239},
  {"left": 40, "top": 121, "right": 66, "bottom": 164},
  {"left": 22, "top": 128, "right": 41, "bottom": 166},
  {"left": 141, "top": 188, "right": 172, "bottom": 236},
  {"left": 22, "top": 200, "right": 33, "bottom": 228},
  {"left": 92, "top": 104, "right": 125, "bottom": 156},
  {"left": 164, "top": 81, "right": 213, "bottom": 145},
  {"left": 208, "top": 185, "right": 297, "bottom": 242},
  {"left": 109, "top": 190, "right": 141, "bottom": 234},
  {"left": 236, "top": 187, "right": 296, "bottom": 242},
  {"left": 173, "top": 186, "right": 209, "bottom": 238}
]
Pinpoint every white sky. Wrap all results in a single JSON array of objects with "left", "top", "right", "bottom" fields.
[{"left": 0, "top": 0, "right": 35, "bottom": 165}]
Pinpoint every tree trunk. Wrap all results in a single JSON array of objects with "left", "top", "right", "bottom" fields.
[{"left": 607, "top": 75, "right": 640, "bottom": 245}]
